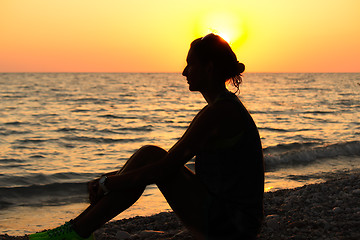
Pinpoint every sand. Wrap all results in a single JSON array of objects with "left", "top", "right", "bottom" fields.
[{"left": 1, "top": 170, "right": 359, "bottom": 240}]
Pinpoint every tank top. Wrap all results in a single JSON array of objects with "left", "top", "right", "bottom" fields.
[{"left": 195, "top": 92, "right": 264, "bottom": 236}]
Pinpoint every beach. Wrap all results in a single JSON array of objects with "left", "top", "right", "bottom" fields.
[
  {"left": 1, "top": 72, "right": 359, "bottom": 237},
  {"left": 1, "top": 169, "right": 359, "bottom": 240}
]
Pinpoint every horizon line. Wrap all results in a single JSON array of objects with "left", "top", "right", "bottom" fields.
[{"left": 1, "top": 71, "right": 360, "bottom": 74}]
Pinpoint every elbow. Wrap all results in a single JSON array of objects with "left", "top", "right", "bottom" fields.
[{"left": 157, "top": 157, "right": 186, "bottom": 182}]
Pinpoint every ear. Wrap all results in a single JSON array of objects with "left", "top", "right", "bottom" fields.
[{"left": 205, "top": 61, "right": 214, "bottom": 75}]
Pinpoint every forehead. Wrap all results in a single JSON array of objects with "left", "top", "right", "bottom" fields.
[{"left": 186, "top": 47, "right": 201, "bottom": 64}]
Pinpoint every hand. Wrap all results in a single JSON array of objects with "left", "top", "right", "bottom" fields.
[{"left": 87, "top": 178, "right": 105, "bottom": 205}]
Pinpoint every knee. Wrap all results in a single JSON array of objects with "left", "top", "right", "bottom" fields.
[
  {"left": 138, "top": 145, "right": 167, "bottom": 159},
  {"left": 120, "top": 145, "right": 168, "bottom": 173},
  {"left": 132, "top": 145, "right": 167, "bottom": 165},
  {"left": 137, "top": 145, "right": 167, "bottom": 166}
]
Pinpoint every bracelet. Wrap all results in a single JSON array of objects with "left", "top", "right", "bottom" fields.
[{"left": 99, "top": 176, "right": 110, "bottom": 195}]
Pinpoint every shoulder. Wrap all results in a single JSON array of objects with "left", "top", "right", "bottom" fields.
[
  {"left": 186, "top": 101, "right": 240, "bottom": 141},
  {"left": 190, "top": 94, "right": 251, "bottom": 131},
  {"left": 190, "top": 103, "right": 233, "bottom": 128},
  {"left": 208, "top": 96, "right": 244, "bottom": 123}
]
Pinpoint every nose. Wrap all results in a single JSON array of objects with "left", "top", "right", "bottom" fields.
[{"left": 182, "top": 65, "right": 188, "bottom": 77}]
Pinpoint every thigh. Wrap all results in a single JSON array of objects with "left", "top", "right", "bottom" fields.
[
  {"left": 157, "top": 166, "right": 209, "bottom": 239},
  {"left": 117, "top": 145, "right": 167, "bottom": 174}
]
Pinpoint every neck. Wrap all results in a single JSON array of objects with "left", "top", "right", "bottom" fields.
[{"left": 201, "top": 84, "right": 229, "bottom": 105}]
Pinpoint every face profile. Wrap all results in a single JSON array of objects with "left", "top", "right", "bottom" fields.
[
  {"left": 182, "top": 48, "right": 210, "bottom": 92},
  {"left": 183, "top": 33, "right": 245, "bottom": 95}
]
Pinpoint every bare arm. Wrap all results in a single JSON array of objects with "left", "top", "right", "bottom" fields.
[
  {"left": 103, "top": 106, "right": 219, "bottom": 191},
  {"left": 98, "top": 100, "right": 242, "bottom": 193}
]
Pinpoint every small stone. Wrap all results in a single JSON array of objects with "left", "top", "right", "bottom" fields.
[
  {"left": 138, "top": 230, "right": 165, "bottom": 238},
  {"left": 352, "top": 189, "right": 360, "bottom": 195},
  {"left": 173, "top": 230, "right": 191, "bottom": 238},
  {"left": 345, "top": 207, "right": 352, "bottom": 213},
  {"left": 289, "top": 235, "right": 306, "bottom": 240},
  {"left": 334, "top": 199, "right": 343, "bottom": 205},
  {"left": 266, "top": 214, "right": 280, "bottom": 220},
  {"left": 266, "top": 218, "right": 279, "bottom": 230},
  {"left": 332, "top": 207, "right": 342, "bottom": 213},
  {"left": 115, "top": 231, "right": 131, "bottom": 240}
]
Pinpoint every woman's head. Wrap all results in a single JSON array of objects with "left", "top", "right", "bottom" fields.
[{"left": 183, "top": 33, "right": 245, "bottom": 93}]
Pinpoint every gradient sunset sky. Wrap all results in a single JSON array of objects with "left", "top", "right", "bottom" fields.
[{"left": 1, "top": 0, "right": 359, "bottom": 73}]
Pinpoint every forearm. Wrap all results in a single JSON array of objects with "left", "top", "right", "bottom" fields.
[
  {"left": 104, "top": 161, "right": 163, "bottom": 191},
  {"left": 92, "top": 171, "right": 118, "bottom": 182},
  {"left": 105, "top": 158, "right": 184, "bottom": 192},
  {"left": 102, "top": 145, "right": 193, "bottom": 192},
  {"left": 103, "top": 170, "right": 119, "bottom": 177}
]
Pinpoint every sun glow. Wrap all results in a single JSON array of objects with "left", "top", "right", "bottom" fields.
[
  {"left": 195, "top": 11, "right": 246, "bottom": 48},
  {"left": 2, "top": 1, "right": 359, "bottom": 72}
]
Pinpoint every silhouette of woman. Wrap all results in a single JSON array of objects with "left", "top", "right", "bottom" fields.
[{"left": 29, "top": 34, "right": 264, "bottom": 240}]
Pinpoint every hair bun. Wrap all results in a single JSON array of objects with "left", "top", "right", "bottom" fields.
[{"left": 237, "top": 62, "right": 245, "bottom": 74}]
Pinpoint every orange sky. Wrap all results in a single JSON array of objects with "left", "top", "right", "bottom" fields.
[{"left": 1, "top": 0, "right": 359, "bottom": 72}]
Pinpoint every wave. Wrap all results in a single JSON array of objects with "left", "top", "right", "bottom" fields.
[
  {"left": 71, "top": 109, "right": 91, "bottom": 113},
  {"left": 0, "top": 166, "right": 164, "bottom": 210},
  {"left": 56, "top": 126, "right": 153, "bottom": 134},
  {"left": 56, "top": 127, "right": 79, "bottom": 132},
  {"left": 113, "top": 126, "right": 153, "bottom": 132},
  {"left": 264, "top": 141, "right": 360, "bottom": 170},
  {"left": 15, "top": 138, "right": 53, "bottom": 144},
  {"left": 0, "top": 158, "right": 27, "bottom": 164},
  {"left": 302, "top": 110, "right": 335, "bottom": 114},
  {"left": 32, "top": 113, "right": 59, "bottom": 117},
  {"left": 0, "top": 182, "right": 88, "bottom": 209},
  {"left": 258, "top": 127, "right": 316, "bottom": 133},
  {"left": 0, "top": 172, "right": 96, "bottom": 188},
  {"left": 0, "top": 158, "right": 31, "bottom": 169},
  {"left": 61, "top": 136, "right": 146, "bottom": 143},
  {"left": 72, "top": 97, "right": 108, "bottom": 103},
  {"left": 98, "top": 114, "right": 137, "bottom": 119},
  {"left": 4, "top": 121, "right": 31, "bottom": 126},
  {"left": 0, "top": 129, "right": 32, "bottom": 136},
  {"left": 0, "top": 171, "right": 99, "bottom": 209}
]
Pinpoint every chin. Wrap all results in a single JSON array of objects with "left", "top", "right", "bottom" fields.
[
  {"left": 188, "top": 83, "right": 199, "bottom": 92},
  {"left": 189, "top": 86, "right": 199, "bottom": 92}
]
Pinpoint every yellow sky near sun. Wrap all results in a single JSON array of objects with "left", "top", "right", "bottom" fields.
[{"left": 1, "top": 0, "right": 359, "bottom": 72}]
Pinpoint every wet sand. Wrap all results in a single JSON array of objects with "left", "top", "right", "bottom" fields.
[{"left": 1, "top": 170, "right": 359, "bottom": 240}]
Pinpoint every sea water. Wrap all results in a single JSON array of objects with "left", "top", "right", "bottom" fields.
[{"left": 0, "top": 72, "right": 359, "bottom": 235}]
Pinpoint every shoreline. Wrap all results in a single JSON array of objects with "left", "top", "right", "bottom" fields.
[{"left": 1, "top": 169, "right": 359, "bottom": 240}]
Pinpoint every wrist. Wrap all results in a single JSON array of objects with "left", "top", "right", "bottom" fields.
[{"left": 99, "top": 176, "right": 110, "bottom": 195}]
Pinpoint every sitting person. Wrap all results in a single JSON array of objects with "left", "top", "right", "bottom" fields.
[{"left": 29, "top": 33, "right": 264, "bottom": 240}]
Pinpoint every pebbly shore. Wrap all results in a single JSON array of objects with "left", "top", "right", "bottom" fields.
[{"left": 1, "top": 170, "right": 359, "bottom": 240}]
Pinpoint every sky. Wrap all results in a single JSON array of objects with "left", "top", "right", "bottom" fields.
[{"left": 1, "top": 0, "right": 359, "bottom": 73}]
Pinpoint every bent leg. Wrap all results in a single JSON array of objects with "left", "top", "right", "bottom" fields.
[
  {"left": 73, "top": 145, "right": 167, "bottom": 237},
  {"left": 157, "top": 166, "right": 209, "bottom": 240}
]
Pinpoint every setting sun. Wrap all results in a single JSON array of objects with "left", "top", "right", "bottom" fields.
[{"left": 194, "top": 11, "right": 246, "bottom": 48}]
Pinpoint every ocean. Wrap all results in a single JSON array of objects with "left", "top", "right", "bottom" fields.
[{"left": 0, "top": 72, "right": 359, "bottom": 235}]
